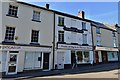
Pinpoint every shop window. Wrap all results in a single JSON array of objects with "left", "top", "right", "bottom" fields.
[
  {"left": 76, "top": 51, "right": 83, "bottom": 62},
  {"left": 111, "top": 53, "right": 115, "bottom": 58},
  {"left": 84, "top": 52, "right": 89, "bottom": 62}
]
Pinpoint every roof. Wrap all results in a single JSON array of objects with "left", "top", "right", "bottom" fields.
[
  {"left": 17, "top": 1, "right": 92, "bottom": 22},
  {"left": 17, "top": 1, "right": 117, "bottom": 31},
  {"left": 91, "top": 21, "right": 117, "bottom": 31}
]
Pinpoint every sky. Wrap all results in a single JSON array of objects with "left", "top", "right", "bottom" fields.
[{"left": 18, "top": 0, "right": 119, "bottom": 24}]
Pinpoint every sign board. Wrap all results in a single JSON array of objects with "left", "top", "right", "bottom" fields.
[
  {"left": 57, "top": 44, "right": 93, "bottom": 51},
  {"left": 0, "top": 45, "right": 21, "bottom": 50},
  {"left": 96, "top": 46, "right": 118, "bottom": 51}
]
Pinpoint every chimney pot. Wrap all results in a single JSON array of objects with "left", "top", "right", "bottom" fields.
[
  {"left": 46, "top": 4, "right": 49, "bottom": 9},
  {"left": 78, "top": 11, "right": 85, "bottom": 19}
]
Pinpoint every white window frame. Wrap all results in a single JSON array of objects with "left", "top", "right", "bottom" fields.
[
  {"left": 31, "top": 30, "right": 39, "bottom": 43},
  {"left": 5, "top": 26, "right": 15, "bottom": 42},
  {"left": 83, "top": 34, "right": 87, "bottom": 44},
  {"left": 58, "top": 31, "right": 64, "bottom": 42},
  {"left": 8, "top": 4, "right": 18, "bottom": 17},
  {"left": 33, "top": 11, "right": 40, "bottom": 21}
]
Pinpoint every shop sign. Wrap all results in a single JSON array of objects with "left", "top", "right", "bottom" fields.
[
  {"left": 57, "top": 44, "right": 93, "bottom": 50},
  {"left": 0, "top": 45, "right": 21, "bottom": 50},
  {"left": 96, "top": 46, "right": 118, "bottom": 51}
]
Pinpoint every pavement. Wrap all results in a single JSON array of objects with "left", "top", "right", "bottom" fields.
[{"left": 1, "top": 62, "right": 120, "bottom": 80}]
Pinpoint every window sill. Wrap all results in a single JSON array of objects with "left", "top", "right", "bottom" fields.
[
  {"left": 6, "top": 14, "right": 18, "bottom": 18},
  {"left": 57, "top": 42, "right": 66, "bottom": 44},
  {"left": 32, "top": 19, "right": 41, "bottom": 23},
  {"left": 58, "top": 24, "right": 65, "bottom": 27},
  {"left": 2, "top": 41, "right": 15, "bottom": 44},
  {"left": 82, "top": 29, "right": 88, "bottom": 31},
  {"left": 82, "top": 44, "right": 89, "bottom": 46},
  {"left": 30, "top": 43, "right": 40, "bottom": 45}
]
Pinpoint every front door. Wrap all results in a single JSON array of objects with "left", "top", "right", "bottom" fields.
[
  {"left": 71, "top": 51, "right": 75, "bottom": 66},
  {"left": 57, "top": 52, "right": 64, "bottom": 69},
  {"left": 7, "top": 52, "right": 18, "bottom": 75},
  {"left": 43, "top": 53, "right": 49, "bottom": 70},
  {"left": 95, "top": 51, "right": 99, "bottom": 64},
  {"left": 101, "top": 51, "right": 108, "bottom": 63}
]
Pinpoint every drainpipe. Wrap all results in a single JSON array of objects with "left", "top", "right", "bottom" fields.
[
  {"left": 91, "top": 23, "right": 95, "bottom": 65},
  {"left": 52, "top": 12, "right": 55, "bottom": 70}
]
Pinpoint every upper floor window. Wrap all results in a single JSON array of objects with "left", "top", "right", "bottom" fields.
[
  {"left": 112, "top": 32, "right": 116, "bottom": 37},
  {"left": 31, "top": 30, "right": 39, "bottom": 43},
  {"left": 113, "top": 39, "right": 117, "bottom": 47},
  {"left": 83, "top": 34, "right": 87, "bottom": 44},
  {"left": 82, "top": 22, "right": 86, "bottom": 30},
  {"left": 32, "top": 11, "right": 40, "bottom": 21},
  {"left": 96, "top": 27, "right": 100, "bottom": 34},
  {"left": 5, "top": 26, "right": 15, "bottom": 42},
  {"left": 58, "top": 31, "right": 64, "bottom": 42},
  {"left": 7, "top": 5, "right": 18, "bottom": 17},
  {"left": 96, "top": 35, "right": 101, "bottom": 46},
  {"left": 58, "top": 17, "right": 64, "bottom": 26}
]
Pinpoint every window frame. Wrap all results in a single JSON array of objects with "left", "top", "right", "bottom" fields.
[
  {"left": 82, "top": 22, "right": 86, "bottom": 30},
  {"left": 58, "top": 31, "right": 64, "bottom": 42},
  {"left": 58, "top": 16, "right": 64, "bottom": 26},
  {"left": 4, "top": 26, "right": 15, "bottom": 42},
  {"left": 82, "top": 34, "right": 87, "bottom": 44},
  {"left": 7, "top": 4, "right": 18, "bottom": 18},
  {"left": 31, "top": 30, "right": 39, "bottom": 43},
  {"left": 32, "top": 10, "right": 41, "bottom": 22},
  {"left": 96, "top": 27, "right": 101, "bottom": 34}
]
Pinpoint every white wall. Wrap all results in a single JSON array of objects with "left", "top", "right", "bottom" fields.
[{"left": 2, "top": 2, "right": 54, "bottom": 46}]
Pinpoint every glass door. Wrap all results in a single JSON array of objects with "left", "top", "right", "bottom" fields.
[{"left": 7, "top": 53, "right": 18, "bottom": 75}]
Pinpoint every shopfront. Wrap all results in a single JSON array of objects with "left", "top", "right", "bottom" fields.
[
  {"left": 95, "top": 46, "right": 119, "bottom": 63},
  {"left": 0, "top": 44, "right": 52, "bottom": 75},
  {"left": 56, "top": 43, "right": 94, "bottom": 69}
]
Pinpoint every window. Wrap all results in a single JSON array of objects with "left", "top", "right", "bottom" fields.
[
  {"left": 82, "top": 22, "right": 86, "bottom": 30},
  {"left": 96, "top": 27, "right": 100, "bottom": 34},
  {"left": 76, "top": 51, "right": 89, "bottom": 63},
  {"left": 111, "top": 53, "right": 115, "bottom": 58},
  {"left": 5, "top": 26, "right": 15, "bottom": 42},
  {"left": 96, "top": 35, "right": 101, "bottom": 46},
  {"left": 112, "top": 32, "right": 116, "bottom": 37},
  {"left": 76, "top": 51, "right": 83, "bottom": 62},
  {"left": 58, "top": 17, "right": 64, "bottom": 26},
  {"left": 31, "top": 30, "right": 39, "bottom": 43},
  {"left": 83, "top": 34, "right": 87, "bottom": 44},
  {"left": 58, "top": 31, "right": 64, "bottom": 42},
  {"left": 113, "top": 39, "right": 116, "bottom": 47},
  {"left": 8, "top": 5, "right": 18, "bottom": 17},
  {"left": 33, "top": 11, "right": 40, "bottom": 21}
]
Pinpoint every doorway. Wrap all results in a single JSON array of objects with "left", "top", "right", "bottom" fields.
[
  {"left": 7, "top": 51, "right": 18, "bottom": 75},
  {"left": 57, "top": 52, "right": 64, "bottom": 69},
  {"left": 101, "top": 51, "right": 108, "bottom": 63},
  {"left": 43, "top": 53, "right": 50, "bottom": 70},
  {"left": 71, "top": 51, "right": 76, "bottom": 66},
  {"left": 95, "top": 51, "right": 99, "bottom": 64}
]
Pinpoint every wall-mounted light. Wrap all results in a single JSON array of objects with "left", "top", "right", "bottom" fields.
[{"left": 15, "top": 36, "right": 18, "bottom": 40}]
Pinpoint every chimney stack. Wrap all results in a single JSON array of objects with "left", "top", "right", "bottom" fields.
[
  {"left": 78, "top": 11, "right": 85, "bottom": 19},
  {"left": 46, "top": 4, "right": 49, "bottom": 9}
]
